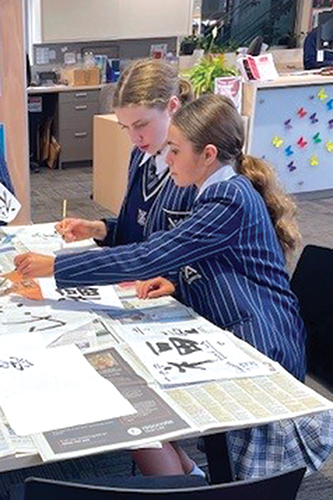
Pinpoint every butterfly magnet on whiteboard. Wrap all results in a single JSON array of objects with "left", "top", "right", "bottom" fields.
[
  {"left": 271, "top": 135, "right": 284, "bottom": 148},
  {"left": 309, "top": 112, "right": 319, "bottom": 124},
  {"left": 309, "top": 155, "right": 319, "bottom": 166},
  {"left": 284, "top": 118, "right": 293, "bottom": 130},
  {"left": 297, "top": 107, "right": 307, "bottom": 118},
  {"left": 297, "top": 136, "right": 308, "bottom": 148},
  {"left": 318, "top": 88, "right": 328, "bottom": 100},
  {"left": 287, "top": 161, "right": 296, "bottom": 172},
  {"left": 326, "top": 141, "right": 333, "bottom": 152},
  {"left": 326, "top": 98, "right": 333, "bottom": 110},
  {"left": 313, "top": 132, "right": 322, "bottom": 144},
  {"left": 285, "top": 145, "right": 294, "bottom": 156}
]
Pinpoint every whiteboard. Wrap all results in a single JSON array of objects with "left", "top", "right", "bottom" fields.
[{"left": 249, "top": 84, "right": 333, "bottom": 194}]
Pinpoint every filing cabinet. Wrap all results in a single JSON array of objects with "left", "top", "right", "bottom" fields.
[{"left": 58, "top": 89, "right": 100, "bottom": 168}]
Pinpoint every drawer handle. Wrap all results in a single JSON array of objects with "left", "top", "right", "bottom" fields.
[
  {"left": 74, "top": 132, "right": 88, "bottom": 138},
  {"left": 75, "top": 105, "right": 88, "bottom": 110},
  {"left": 75, "top": 92, "right": 88, "bottom": 98}
]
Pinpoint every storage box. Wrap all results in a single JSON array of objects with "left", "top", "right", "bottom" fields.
[{"left": 62, "top": 67, "right": 100, "bottom": 86}]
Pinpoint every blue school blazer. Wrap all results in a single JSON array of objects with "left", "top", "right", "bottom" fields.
[
  {"left": 99, "top": 147, "right": 197, "bottom": 246},
  {"left": 55, "top": 174, "right": 306, "bottom": 380}
]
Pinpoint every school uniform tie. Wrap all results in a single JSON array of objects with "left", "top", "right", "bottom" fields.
[{"left": 145, "top": 155, "right": 160, "bottom": 196}]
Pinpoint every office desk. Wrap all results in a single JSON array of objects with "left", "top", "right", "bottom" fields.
[
  {"left": 0, "top": 224, "right": 332, "bottom": 478},
  {"left": 27, "top": 85, "right": 105, "bottom": 169}
]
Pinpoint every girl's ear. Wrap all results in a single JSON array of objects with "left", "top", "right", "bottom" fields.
[
  {"left": 204, "top": 144, "right": 218, "bottom": 164},
  {"left": 168, "top": 96, "right": 181, "bottom": 115}
]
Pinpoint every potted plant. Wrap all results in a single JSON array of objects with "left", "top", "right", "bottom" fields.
[{"left": 184, "top": 53, "right": 239, "bottom": 97}]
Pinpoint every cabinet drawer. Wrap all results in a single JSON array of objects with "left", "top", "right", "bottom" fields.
[
  {"left": 59, "top": 90, "right": 100, "bottom": 104},
  {"left": 59, "top": 101, "right": 99, "bottom": 130},
  {"left": 59, "top": 129, "right": 92, "bottom": 162}
]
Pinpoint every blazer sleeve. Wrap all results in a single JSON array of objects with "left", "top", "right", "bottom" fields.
[
  {"left": 54, "top": 182, "right": 244, "bottom": 288},
  {"left": 93, "top": 148, "right": 140, "bottom": 248},
  {"left": 94, "top": 217, "right": 117, "bottom": 247}
]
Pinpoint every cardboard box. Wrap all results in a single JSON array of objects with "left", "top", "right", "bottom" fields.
[{"left": 62, "top": 67, "right": 100, "bottom": 86}]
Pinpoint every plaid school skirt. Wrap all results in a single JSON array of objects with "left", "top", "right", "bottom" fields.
[{"left": 226, "top": 410, "right": 333, "bottom": 479}]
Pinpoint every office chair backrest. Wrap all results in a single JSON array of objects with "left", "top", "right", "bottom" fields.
[
  {"left": 247, "top": 36, "right": 263, "bottom": 56},
  {"left": 24, "top": 467, "right": 305, "bottom": 500},
  {"left": 290, "top": 244, "right": 333, "bottom": 385}
]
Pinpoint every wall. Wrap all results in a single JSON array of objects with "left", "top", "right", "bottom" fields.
[
  {"left": 0, "top": 0, "right": 30, "bottom": 224},
  {"left": 32, "top": 38, "right": 178, "bottom": 78},
  {"left": 31, "top": 0, "right": 192, "bottom": 43}
]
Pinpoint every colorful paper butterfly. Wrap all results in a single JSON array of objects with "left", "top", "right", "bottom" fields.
[
  {"left": 285, "top": 145, "right": 294, "bottom": 156},
  {"left": 328, "top": 119, "right": 333, "bottom": 129},
  {"left": 309, "top": 95, "right": 315, "bottom": 100},
  {"left": 326, "top": 141, "right": 333, "bottom": 152},
  {"left": 271, "top": 135, "right": 284, "bottom": 148},
  {"left": 318, "top": 88, "right": 328, "bottom": 100},
  {"left": 297, "top": 107, "right": 307, "bottom": 118},
  {"left": 297, "top": 136, "right": 308, "bottom": 148},
  {"left": 309, "top": 112, "right": 319, "bottom": 124},
  {"left": 287, "top": 161, "right": 296, "bottom": 172},
  {"left": 310, "top": 155, "right": 319, "bottom": 166},
  {"left": 313, "top": 132, "right": 322, "bottom": 144},
  {"left": 284, "top": 118, "right": 293, "bottom": 130},
  {"left": 327, "top": 99, "right": 333, "bottom": 110}
]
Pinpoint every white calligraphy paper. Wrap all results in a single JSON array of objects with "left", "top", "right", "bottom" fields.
[
  {"left": 38, "top": 277, "right": 123, "bottom": 310},
  {"left": 122, "top": 320, "right": 274, "bottom": 386},
  {"left": 0, "top": 344, "right": 136, "bottom": 435}
]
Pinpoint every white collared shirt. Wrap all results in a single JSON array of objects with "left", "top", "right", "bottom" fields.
[
  {"left": 197, "top": 165, "right": 236, "bottom": 199},
  {"left": 139, "top": 146, "right": 169, "bottom": 178}
]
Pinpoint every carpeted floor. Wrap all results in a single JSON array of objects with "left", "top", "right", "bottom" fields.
[{"left": 8, "top": 164, "right": 329, "bottom": 499}]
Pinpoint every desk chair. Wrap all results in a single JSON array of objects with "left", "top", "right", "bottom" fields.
[
  {"left": 290, "top": 244, "right": 333, "bottom": 388},
  {"left": 23, "top": 467, "right": 305, "bottom": 500}
]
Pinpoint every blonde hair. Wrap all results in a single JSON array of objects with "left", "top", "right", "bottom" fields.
[
  {"left": 113, "top": 58, "right": 193, "bottom": 110},
  {"left": 172, "top": 94, "right": 301, "bottom": 258}
]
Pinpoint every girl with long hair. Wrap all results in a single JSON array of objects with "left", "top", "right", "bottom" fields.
[{"left": 15, "top": 94, "right": 333, "bottom": 478}]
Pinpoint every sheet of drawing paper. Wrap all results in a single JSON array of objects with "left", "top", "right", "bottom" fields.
[
  {"left": 0, "top": 344, "right": 136, "bottom": 435},
  {"left": 0, "top": 182, "right": 21, "bottom": 223},
  {"left": 0, "top": 331, "right": 45, "bottom": 351},
  {"left": 38, "top": 277, "right": 123, "bottom": 310},
  {"left": 123, "top": 321, "right": 273, "bottom": 386},
  {"left": 3, "top": 223, "right": 96, "bottom": 254},
  {"left": 0, "top": 299, "right": 96, "bottom": 344}
]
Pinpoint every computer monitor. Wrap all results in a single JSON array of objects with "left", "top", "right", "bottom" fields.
[{"left": 317, "top": 10, "right": 333, "bottom": 52}]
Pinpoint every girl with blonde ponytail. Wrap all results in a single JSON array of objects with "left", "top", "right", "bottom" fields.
[
  {"left": 16, "top": 94, "right": 333, "bottom": 479},
  {"left": 236, "top": 153, "right": 301, "bottom": 261}
]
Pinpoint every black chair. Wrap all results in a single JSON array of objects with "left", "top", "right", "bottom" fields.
[
  {"left": 23, "top": 467, "right": 305, "bottom": 500},
  {"left": 290, "top": 244, "right": 333, "bottom": 387},
  {"left": 247, "top": 36, "right": 264, "bottom": 56}
]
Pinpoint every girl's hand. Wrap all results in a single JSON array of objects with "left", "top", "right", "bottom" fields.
[
  {"left": 55, "top": 218, "right": 107, "bottom": 243},
  {"left": 14, "top": 252, "right": 55, "bottom": 278},
  {"left": 136, "top": 277, "right": 175, "bottom": 299}
]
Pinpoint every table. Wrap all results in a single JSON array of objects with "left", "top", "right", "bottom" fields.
[{"left": 0, "top": 223, "right": 332, "bottom": 482}]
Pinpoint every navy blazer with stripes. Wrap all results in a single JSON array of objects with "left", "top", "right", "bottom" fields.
[
  {"left": 98, "top": 147, "right": 197, "bottom": 246},
  {"left": 55, "top": 174, "right": 306, "bottom": 380}
]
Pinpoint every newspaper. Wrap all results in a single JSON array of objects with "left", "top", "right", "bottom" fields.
[
  {"left": 33, "top": 347, "right": 194, "bottom": 462},
  {"left": 0, "top": 228, "right": 332, "bottom": 464}
]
